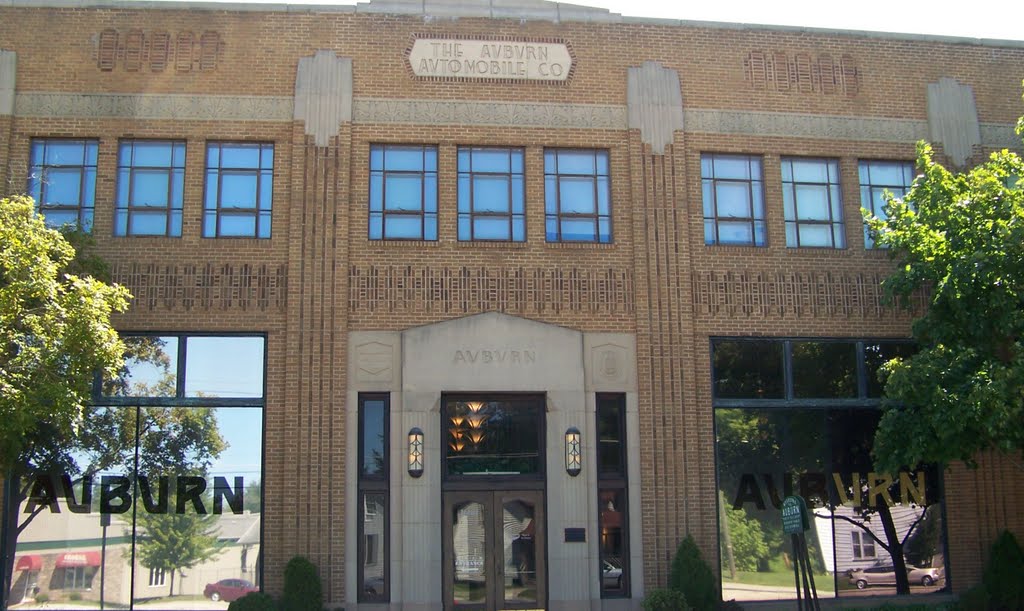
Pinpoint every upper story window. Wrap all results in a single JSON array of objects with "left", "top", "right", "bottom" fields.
[
  {"left": 27, "top": 139, "right": 98, "bottom": 231},
  {"left": 701, "top": 153, "right": 766, "bottom": 246},
  {"left": 544, "top": 149, "right": 612, "bottom": 243},
  {"left": 859, "top": 160, "right": 914, "bottom": 248},
  {"left": 369, "top": 144, "right": 438, "bottom": 241},
  {"left": 203, "top": 142, "right": 273, "bottom": 238},
  {"left": 781, "top": 157, "right": 845, "bottom": 248},
  {"left": 115, "top": 140, "right": 186, "bottom": 237},
  {"left": 457, "top": 147, "right": 525, "bottom": 242}
]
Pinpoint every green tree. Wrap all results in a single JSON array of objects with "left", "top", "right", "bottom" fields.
[
  {"left": 865, "top": 136, "right": 1024, "bottom": 473},
  {"left": 0, "top": 195, "right": 130, "bottom": 472},
  {"left": 134, "top": 488, "right": 225, "bottom": 598},
  {"left": 719, "top": 502, "right": 770, "bottom": 573}
]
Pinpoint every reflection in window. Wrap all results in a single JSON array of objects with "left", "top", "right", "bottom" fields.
[
  {"left": 115, "top": 140, "right": 186, "bottom": 237},
  {"left": 864, "top": 342, "right": 915, "bottom": 398},
  {"left": 782, "top": 157, "right": 845, "bottom": 248},
  {"left": 859, "top": 160, "right": 914, "bottom": 248},
  {"left": 204, "top": 142, "right": 274, "bottom": 238},
  {"left": 444, "top": 397, "right": 543, "bottom": 477},
  {"left": 598, "top": 394, "right": 629, "bottom": 598},
  {"left": 712, "top": 340, "right": 784, "bottom": 399},
  {"left": 358, "top": 394, "right": 389, "bottom": 603},
  {"left": 369, "top": 144, "right": 438, "bottom": 240},
  {"left": 791, "top": 341, "right": 857, "bottom": 398},
  {"left": 6, "top": 335, "right": 264, "bottom": 610},
  {"left": 544, "top": 149, "right": 612, "bottom": 243},
  {"left": 702, "top": 153, "right": 767, "bottom": 246},
  {"left": 712, "top": 339, "right": 945, "bottom": 602},
  {"left": 458, "top": 147, "right": 525, "bottom": 241},
  {"left": 28, "top": 139, "right": 99, "bottom": 231}
]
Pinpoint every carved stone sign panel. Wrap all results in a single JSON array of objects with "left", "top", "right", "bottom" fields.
[{"left": 408, "top": 38, "right": 572, "bottom": 81}]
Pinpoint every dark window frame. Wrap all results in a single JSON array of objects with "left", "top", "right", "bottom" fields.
[
  {"left": 781, "top": 157, "right": 845, "bottom": 249},
  {"left": 457, "top": 146, "right": 526, "bottom": 242},
  {"left": 701, "top": 153, "right": 767, "bottom": 247},
  {"left": 27, "top": 138, "right": 99, "bottom": 231},
  {"left": 358, "top": 393, "right": 390, "bottom": 603},
  {"left": 544, "top": 148, "right": 612, "bottom": 243},
  {"left": 597, "top": 393, "right": 629, "bottom": 598},
  {"left": 858, "top": 159, "right": 915, "bottom": 248},
  {"left": 115, "top": 139, "right": 186, "bottom": 237},
  {"left": 369, "top": 144, "right": 438, "bottom": 241},
  {"left": 202, "top": 141, "right": 274, "bottom": 239}
]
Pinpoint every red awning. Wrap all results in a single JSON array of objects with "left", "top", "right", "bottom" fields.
[
  {"left": 55, "top": 551, "right": 101, "bottom": 568},
  {"left": 15, "top": 555, "right": 42, "bottom": 571}
]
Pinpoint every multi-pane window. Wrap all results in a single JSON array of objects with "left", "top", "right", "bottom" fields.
[
  {"left": 63, "top": 566, "right": 93, "bottom": 590},
  {"left": 148, "top": 567, "right": 166, "bottom": 587},
  {"left": 851, "top": 531, "right": 876, "bottom": 559},
  {"left": 203, "top": 142, "right": 273, "bottom": 238},
  {"left": 27, "top": 139, "right": 98, "bottom": 231},
  {"left": 359, "top": 394, "right": 389, "bottom": 602},
  {"left": 701, "top": 154, "right": 766, "bottom": 246},
  {"left": 859, "top": 160, "right": 914, "bottom": 248},
  {"left": 597, "top": 393, "right": 629, "bottom": 598},
  {"left": 115, "top": 140, "right": 185, "bottom": 237},
  {"left": 369, "top": 144, "right": 438, "bottom": 240},
  {"left": 544, "top": 149, "right": 612, "bottom": 243},
  {"left": 781, "top": 157, "right": 845, "bottom": 248},
  {"left": 457, "top": 147, "right": 525, "bottom": 241}
]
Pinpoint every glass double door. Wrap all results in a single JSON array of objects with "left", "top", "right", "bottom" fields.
[{"left": 443, "top": 490, "right": 546, "bottom": 611}]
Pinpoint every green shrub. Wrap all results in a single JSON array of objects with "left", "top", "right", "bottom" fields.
[
  {"left": 280, "top": 555, "right": 322, "bottom": 611},
  {"left": 68, "top": 592, "right": 82, "bottom": 601},
  {"left": 957, "top": 584, "right": 991, "bottom": 611},
  {"left": 669, "top": 534, "right": 717, "bottom": 611},
  {"left": 34, "top": 593, "right": 49, "bottom": 604},
  {"left": 982, "top": 530, "right": 1024, "bottom": 610},
  {"left": 228, "top": 592, "right": 278, "bottom": 611},
  {"left": 642, "top": 588, "right": 689, "bottom": 611}
]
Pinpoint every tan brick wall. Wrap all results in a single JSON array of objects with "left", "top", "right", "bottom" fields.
[{"left": 2, "top": 3, "right": 1023, "bottom": 602}]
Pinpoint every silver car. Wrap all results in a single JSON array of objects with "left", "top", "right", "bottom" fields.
[{"left": 848, "top": 563, "right": 944, "bottom": 589}]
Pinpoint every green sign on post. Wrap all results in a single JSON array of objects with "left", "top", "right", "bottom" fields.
[{"left": 782, "top": 495, "right": 809, "bottom": 534}]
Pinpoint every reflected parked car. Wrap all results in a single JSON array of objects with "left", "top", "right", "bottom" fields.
[
  {"left": 602, "top": 559, "right": 623, "bottom": 589},
  {"left": 203, "top": 578, "right": 259, "bottom": 602},
  {"left": 848, "top": 563, "right": 944, "bottom": 589}
]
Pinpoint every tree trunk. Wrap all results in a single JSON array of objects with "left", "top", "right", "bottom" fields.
[
  {"left": 878, "top": 502, "right": 911, "bottom": 595},
  {"left": 1, "top": 475, "right": 23, "bottom": 611},
  {"left": 169, "top": 569, "right": 176, "bottom": 598}
]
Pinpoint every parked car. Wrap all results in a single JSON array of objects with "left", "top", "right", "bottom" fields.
[
  {"left": 203, "top": 578, "right": 259, "bottom": 602},
  {"left": 848, "top": 563, "right": 944, "bottom": 589},
  {"left": 602, "top": 559, "right": 623, "bottom": 589}
]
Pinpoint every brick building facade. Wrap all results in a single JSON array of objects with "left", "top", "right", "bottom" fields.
[{"left": 1, "top": 1, "right": 1022, "bottom": 609}]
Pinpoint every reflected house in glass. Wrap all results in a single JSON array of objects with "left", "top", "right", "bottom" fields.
[{"left": 1, "top": 1, "right": 1023, "bottom": 610}]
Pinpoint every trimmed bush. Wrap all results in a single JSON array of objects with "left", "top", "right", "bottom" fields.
[
  {"left": 669, "top": 534, "right": 717, "bottom": 611},
  {"left": 642, "top": 588, "right": 689, "bottom": 611},
  {"left": 957, "top": 584, "right": 991, "bottom": 611},
  {"left": 981, "top": 530, "right": 1024, "bottom": 610},
  {"left": 228, "top": 592, "right": 278, "bottom": 611},
  {"left": 280, "top": 555, "right": 322, "bottom": 611}
]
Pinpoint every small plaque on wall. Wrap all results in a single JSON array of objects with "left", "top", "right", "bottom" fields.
[{"left": 564, "top": 528, "right": 586, "bottom": 543}]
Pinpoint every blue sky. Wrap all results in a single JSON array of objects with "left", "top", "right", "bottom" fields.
[{"left": 135, "top": 0, "right": 1024, "bottom": 41}]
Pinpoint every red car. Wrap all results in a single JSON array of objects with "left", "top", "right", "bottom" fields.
[{"left": 203, "top": 578, "right": 259, "bottom": 602}]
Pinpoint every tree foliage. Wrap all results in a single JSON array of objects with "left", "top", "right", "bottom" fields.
[
  {"left": 865, "top": 137, "right": 1024, "bottom": 473},
  {"left": 280, "top": 556, "right": 322, "bottom": 611},
  {"left": 0, "top": 195, "right": 130, "bottom": 472},
  {"left": 669, "top": 535, "right": 717, "bottom": 611},
  {"left": 134, "top": 491, "right": 224, "bottom": 597}
]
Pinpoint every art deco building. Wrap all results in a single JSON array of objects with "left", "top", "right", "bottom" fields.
[{"left": 1, "top": 1, "right": 1022, "bottom": 609}]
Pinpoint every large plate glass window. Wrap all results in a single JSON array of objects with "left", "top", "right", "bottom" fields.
[
  {"left": 5, "top": 334, "right": 265, "bottom": 610},
  {"left": 712, "top": 339, "right": 945, "bottom": 603}
]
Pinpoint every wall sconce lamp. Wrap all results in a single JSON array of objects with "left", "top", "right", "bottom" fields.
[
  {"left": 565, "top": 427, "right": 582, "bottom": 477},
  {"left": 408, "top": 427, "right": 424, "bottom": 478}
]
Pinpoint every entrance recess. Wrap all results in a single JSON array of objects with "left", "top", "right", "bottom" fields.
[{"left": 443, "top": 490, "right": 546, "bottom": 611}]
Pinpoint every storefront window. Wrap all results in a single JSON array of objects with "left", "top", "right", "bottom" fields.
[
  {"left": 6, "top": 334, "right": 264, "bottom": 610},
  {"left": 713, "top": 338, "right": 943, "bottom": 602}
]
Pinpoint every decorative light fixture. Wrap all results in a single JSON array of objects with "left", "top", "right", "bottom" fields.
[
  {"left": 408, "top": 428, "right": 424, "bottom": 478},
  {"left": 466, "top": 401, "right": 485, "bottom": 413},
  {"left": 565, "top": 427, "right": 582, "bottom": 476}
]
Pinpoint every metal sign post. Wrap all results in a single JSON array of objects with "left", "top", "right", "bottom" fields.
[{"left": 782, "top": 495, "right": 819, "bottom": 611}]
